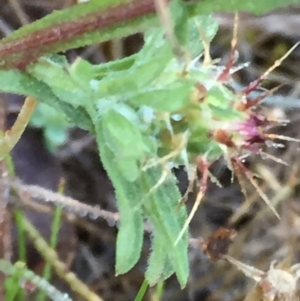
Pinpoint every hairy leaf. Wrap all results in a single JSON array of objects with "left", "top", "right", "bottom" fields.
[
  {"left": 92, "top": 29, "right": 174, "bottom": 98},
  {"left": 128, "top": 80, "right": 193, "bottom": 112},
  {"left": 146, "top": 231, "right": 178, "bottom": 286},
  {"left": 27, "top": 55, "right": 92, "bottom": 108},
  {"left": 96, "top": 122, "right": 144, "bottom": 274},
  {"left": 101, "top": 106, "right": 149, "bottom": 181},
  {"left": 142, "top": 167, "right": 189, "bottom": 288},
  {"left": 0, "top": 69, "right": 93, "bottom": 131},
  {"left": 145, "top": 232, "right": 174, "bottom": 285},
  {"left": 97, "top": 117, "right": 189, "bottom": 285},
  {"left": 30, "top": 103, "right": 71, "bottom": 151}
]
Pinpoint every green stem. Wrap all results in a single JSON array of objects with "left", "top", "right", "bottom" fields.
[
  {"left": 154, "top": 281, "right": 165, "bottom": 300},
  {"left": 37, "top": 180, "right": 64, "bottom": 301},
  {"left": 13, "top": 211, "right": 26, "bottom": 262},
  {"left": 4, "top": 155, "right": 25, "bottom": 301},
  {"left": 133, "top": 279, "right": 149, "bottom": 301},
  {"left": 0, "top": 260, "right": 74, "bottom": 301},
  {"left": 4, "top": 155, "right": 27, "bottom": 264},
  {"left": 21, "top": 214, "right": 104, "bottom": 301}
]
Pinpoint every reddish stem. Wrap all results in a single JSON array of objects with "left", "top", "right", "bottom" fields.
[
  {"left": 196, "top": 157, "right": 209, "bottom": 192},
  {"left": 0, "top": 0, "right": 157, "bottom": 69},
  {"left": 217, "top": 45, "right": 237, "bottom": 82}
]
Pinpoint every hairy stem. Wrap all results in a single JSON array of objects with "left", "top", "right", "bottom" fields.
[{"left": 0, "top": 0, "right": 159, "bottom": 69}]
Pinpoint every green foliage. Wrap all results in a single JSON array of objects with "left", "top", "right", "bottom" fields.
[
  {"left": 141, "top": 167, "right": 188, "bottom": 286},
  {"left": 133, "top": 280, "right": 149, "bottom": 301},
  {"left": 187, "top": 0, "right": 300, "bottom": 15},
  {"left": 4, "top": 263, "right": 24, "bottom": 301},
  {"left": 1, "top": 260, "right": 74, "bottom": 301},
  {"left": 37, "top": 203, "right": 63, "bottom": 301},
  {"left": 97, "top": 130, "right": 145, "bottom": 273},
  {"left": 0, "top": 69, "right": 93, "bottom": 131},
  {"left": 30, "top": 103, "right": 71, "bottom": 152},
  {"left": 10, "top": 12, "right": 213, "bottom": 286},
  {"left": 0, "top": 0, "right": 296, "bottom": 68},
  {"left": 0, "top": 0, "right": 296, "bottom": 291}
]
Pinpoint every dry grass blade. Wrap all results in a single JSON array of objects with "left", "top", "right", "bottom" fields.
[
  {"left": 232, "top": 159, "right": 280, "bottom": 219},
  {"left": 8, "top": 0, "right": 30, "bottom": 25},
  {"left": 175, "top": 190, "right": 204, "bottom": 246},
  {"left": 258, "top": 151, "right": 288, "bottom": 166},
  {"left": 265, "top": 134, "right": 300, "bottom": 143},
  {"left": 176, "top": 165, "right": 197, "bottom": 211},
  {"left": 175, "top": 158, "right": 209, "bottom": 246},
  {"left": 154, "top": 0, "right": 184, "bottom": 58},
  {"left": 223, "top": 255, "right": 264, "bottom": 282},
  {"left": 21, "top": 215, "right": 104, "bottom": 301},
  {"left": 0, "top": 96, "right": 36, "bottom": 160}
]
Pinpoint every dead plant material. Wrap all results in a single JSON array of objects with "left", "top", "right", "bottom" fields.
[
  {"left": 191, "top": 228, "right": 237, "bottom": 261},
  {"left": 225, "top": 255, "right": 300, "bottom": 301}
]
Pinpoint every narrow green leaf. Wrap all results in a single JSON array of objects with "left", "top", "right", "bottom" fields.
[
  {"left": 115, "top": 158, "right": 140, "bottom": 183},
  {"left": 93, "top": 29, "right": 174, "bottom": 98},
  {"left": 69, "top": 58, "right": 98, "bottom": 87},
  {"left": 170, "top": 0, "right": 189, "bottom": 48},
  {"left": 30, "top": 103, "right": 71, "bottom": 151},
  {"left": 146, "top": 232, "right": 175, "bottom": 286},
  {"left": 101, "top": 106, "right": 149, "bottom": 181},
  {"left": 27, "top": 55, "right": 91, "bottom": 108},
  {"left": 95, "top": 121, "right": 144, "bottom": 274},
  {"left": 96, "top": 118, "right": 189, "bottom": 283},
  {"left": 0, "top": 69, "right": 93, "bottom": 131},
  {"left": 93, "top": 55, "right": 137, "bottom": 78},
  {"left": 101, "top": 107, "right": 148, "bottom": 158},
  {"left": 146, "top": 232, "right": 169, "bottom": 285},
  {"left": 188, "top": 15, "right": 219, "bottom": 57},
  {"left": 142, "top": 167, "right": 189, "bottom": 288},
  {"left": 129, "top": 81, "right": 193, "bottom": 112},
  {"left": 205, "top": 85, "right": 245, "bottom": 121},
  {"left": 160, "top": 257, "right": 176, "bottom": 281}
]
